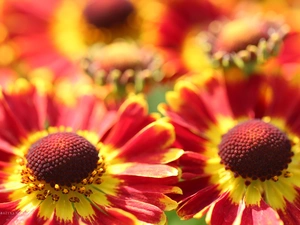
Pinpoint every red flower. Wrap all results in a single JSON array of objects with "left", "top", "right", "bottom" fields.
[
  {"left": 0, "top": 78, "right": 183, "bottom": 224},
  {"left": 146, "top": 0, "right": 225, "bottom": 73},
  {"left": 1, "top": 0, "right": 142, "bottom": 78},
  {"left": 161, "top": 71, "right": 300, "bottom": 225}
]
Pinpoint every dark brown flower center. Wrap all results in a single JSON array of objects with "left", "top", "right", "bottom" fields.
[
  {"left": 26, "top": 132, "right": 99, "bottom": 186},
  {"left": 83, "top": 0, "right": 134, "bottom": 28},
  {"left": 218, "top": 119, "right": 293, "bottom": 181}
]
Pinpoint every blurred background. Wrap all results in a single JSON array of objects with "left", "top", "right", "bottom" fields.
[{"left": 1, "top": 0, "right": 300, "bottom": 224}]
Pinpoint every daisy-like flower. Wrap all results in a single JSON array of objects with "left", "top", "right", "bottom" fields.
[
  {"left": 146, "top": 0, "right": 225, "bottom": 73},
  {"left": 0, "top": 78, "right": 183, "bottom": 224},
  {"left": 2, "top": 0, "right": 179, "bottom": 80},
  {"left": 198, "top": 12, "right": 289, "bottom": 71},
  {"left": 83, "top": 41, "right": 164, "bottom": 90},
  {"left": 2, "top": 0, "right": 143, "bottom": 72},
  {"left": 160, "top": 71, "right": 300, "bottom": 224},
  {"left": 82, "top": 40, "right": 182, "bottom": 103},
  {"left": 197, "top": 0, "right": 300, "bottom": 76}
]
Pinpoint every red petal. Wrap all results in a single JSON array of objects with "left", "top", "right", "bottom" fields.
[
  {"left": 24, "top": 208, "right": 47, "bottom": 225},
  {"left": 198, "top": 76, "right": 233, "bottom": 118},
  {"left": 164, "top": 83, "right": 216, "bottom": 133},
  {"left": 117, "top": 185, "right": 177, "bottom": 211},
  {"left": 120, "top": 174, "right": 179, "bottom": 187},
  {"left": 207, "top": 192, "right": 239, "bottom": 225},
  {"left": 0, "top": 188, "right": 13, "bottom": 202},
  {"left": 0, "top": 170, "right": 10, "bottom": 183},
  {"left": 108, "top": 196, "right": 165, "bottom": 224},
  {"left": 114, "top": 163, "right": 178, "bottom": 178},
  {"left": 177, "top": 184, "right": 220, "bottom": 220},
  {"left": 55, "top": 95, "right": 99, "bottom": 130},
  {"left": 279, "top": 32, "right": 300, "bottom": 64},
  {"left": 86, "top": 105, "right": 117, "bottom": 139},
  {"left": 172, "top": 124, "right": 207, "bottom": 153},
  {"left": 0, "top": 161, "right": 13, "bottom": 172},
  {"left": 54, "top": 92, "right": 115, "bottom": 135},
  {"left": 265, "top": 76, "right": 300, "bottom": 135},
  {"left": 225, "top": 72, "right": 264, "bottom": 118},
  {"left": 3, "top": 86, "right": 47, "bottom": 132},
  {"left": 3, "top": 0, "right": 58, "bottom": 25},
  {"left": 277, "top": 199, "right": 300, "bottom": 225},
  {"left": 119, "top": 184, "right": 181, "bottom": 195},
  {"left": 171, "top": 176, "right": 211, "bottom": 202},
  {"left": 0, "top": 96, "right": 28, "bottom": 145},
  {"left": 241, "top": 200, "right": 282, "bottom": 225},
  {"left": 104, "top": 97, "right": 156, "bottom": 148},
  {"left": 266, "top": 76, "right": 298, "bottom": 115},
  {"left": 105, "top": 207, "right": 137, "bottom": 225},
  {"left": 84, "top": 205, "right": 137, "bottom": 225},
  {"left": 0, "top": 139, "right": 16, "bottom": 163},
  {"left": 179, "top": 151, "right": 207, "bottom": 179},
  {"left": 157, "top": 0, "right": 222, "bottom": 47},
  {"left": 0, "top": 200, "right": 20, "bottom": 224},
  {"left": 116, "top": 121, "right": 177, "bottom": 163},
  {"left": 69, "top": 97, "right": 117, "bottom": 136}
]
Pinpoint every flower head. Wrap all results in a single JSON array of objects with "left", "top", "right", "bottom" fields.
[
  {"left": 160, "top": 72, "right": 300, "bottom": 224},
  {"left": 198, "top": 13, "right": 289, "bottom": 71},
  {"left": 0, "top": 78, "right": 183, "bottom": 224},
  {"left": 2, "top": 0, "right": 141, "bottom": 62},
  {"left": 82, "top": 40, "right": 178, "bottom": 101},
  {"left": 143, "top": 0, "right": 224, "bottom": 74}
]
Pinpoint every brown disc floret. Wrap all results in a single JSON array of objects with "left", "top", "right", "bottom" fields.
[
  {"left": 218, "top": 119, "right": 293, "bottom": 181},
  {"left": 26, "top": 132, "right": 99, "bottom": 186}
]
